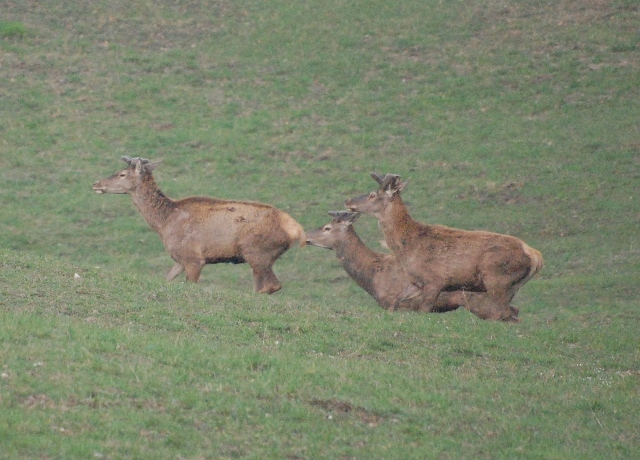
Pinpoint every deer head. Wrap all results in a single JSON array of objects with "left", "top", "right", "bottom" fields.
[
  {"left": 345, "top": 173, "right": 407, "bottom": 216},
  {"left": 93, "top": 156, "right": 160, "bottom": 194},
  {"left": 306, "top": 211, "right": 360, "bottom": 249}
]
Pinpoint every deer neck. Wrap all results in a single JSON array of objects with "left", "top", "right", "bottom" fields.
[
  {"left": 334, "top": 229, "right": 380, "bottom": 294},
  {"left": 130, "top": 175, "right": 175, "bottom": 234},
  {"left": 379, "top": 197, "right": 420, "bottom": 253}
]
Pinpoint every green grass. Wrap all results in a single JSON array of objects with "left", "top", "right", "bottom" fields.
[
  {"left": 2, "top": 250, "right": 637, "bottom": 459},
  {"left": 0, "top": 21, "right": 26, "bottom": 39},
  {"left": 1, "top": 0, "right": 639, "bottom": 458}
]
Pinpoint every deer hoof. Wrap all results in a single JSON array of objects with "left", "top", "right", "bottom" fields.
[{"left": 258, "top": 284, "right": 282, "bottom": 294}]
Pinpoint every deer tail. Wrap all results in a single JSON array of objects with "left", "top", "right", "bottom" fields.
[
  {"left": 280, "top": 213, "right": 306, "bottom": 248},
  {"left": 522, "top": 243, "right": 544, "bottom": 281}
]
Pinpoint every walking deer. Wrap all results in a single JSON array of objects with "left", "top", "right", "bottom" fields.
[
  {"left": 93, "top": 156, "right": 305, "bottom": 293},
  {"left": 345, "top": 173, "right": 543, "bottom": 321}
]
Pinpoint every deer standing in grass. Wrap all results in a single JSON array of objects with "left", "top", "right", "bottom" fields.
[
  {"left": 306, "top": 211, "right": 485, "bottom": 312},
  {"left": 345, "top": 174, "right": 543, "bottom": 321},
  {"left": 93, "top": 156, "right": 305, "bottom": 293}
]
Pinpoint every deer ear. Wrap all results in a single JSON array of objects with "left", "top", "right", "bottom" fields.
[
  {"left": 121, "top": 155, "right": 133, "bottom": 165},
  {"left": 328, "top": 211, "right": 359, "bottom": 225},
  {"left": 329, "top": 211, "right": 349, "bottom": 220},
  {"left": 146, "top": 160, "right": 161, "bottom": 172},
  {"left": 371, "top": 172, "right": 385, "bottom": 185},
  {"left": 384, "top": 176, "right": 407, "bottom": 195},
  {"left": 381, "top": 173, "right": 400, "bottom": 190},
  {"left": 345, "top": 212, "right": 361, "bottom": 224}
]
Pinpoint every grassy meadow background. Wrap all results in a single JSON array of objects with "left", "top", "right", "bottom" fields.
[{"left": 1, "top": 0, "right": 638, "bottom": 458}]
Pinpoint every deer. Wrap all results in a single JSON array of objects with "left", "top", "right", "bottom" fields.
[
  {"left": 306, "top": 211, "right": 485, "bottom": 313},
  {"left": 92, "top": 156, "right": 305, "bottom": 294},
  {"left": 345, "top": 173, "right": 543, "bottom": 321}
]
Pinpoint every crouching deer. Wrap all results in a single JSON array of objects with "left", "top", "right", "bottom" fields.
[
  {"left": 306, "top": 211, "right": 485, "bottom": 313},
  {"left": 345, "top": 173, "right": 543, "bottom": 321},
  {"left": 93, "top": 156, "right": 305, "bottom": 293}
]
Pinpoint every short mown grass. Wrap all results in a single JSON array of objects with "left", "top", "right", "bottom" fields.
[
  {"left": 1, "top": 0, "right": 639, "bottom": 458},
  {"left": 1, "top": 250, "right": 638, "bottom": 459}
]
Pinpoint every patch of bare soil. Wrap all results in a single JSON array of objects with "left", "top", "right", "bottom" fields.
[
  {"left": 458, "top": 180, "right": 526, "bottom": 205},
  {"left": 309, "top": 398, "right": 383, "bottom": 426}
]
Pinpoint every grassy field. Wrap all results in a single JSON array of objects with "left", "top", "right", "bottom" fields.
[{"left": 1, "top": 0, "right": 638, "bottom": 458}]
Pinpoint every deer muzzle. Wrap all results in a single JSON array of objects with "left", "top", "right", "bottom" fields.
[{"left": 92, "top": 181, "right": 106, "bottom": 194}]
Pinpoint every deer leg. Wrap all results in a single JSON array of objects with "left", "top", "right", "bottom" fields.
[
  {"left": 251, "top": 265, "right": 282, "bottom": 294},
  {"left": 396, "top": 275, "right": 443, "bottom": 312},
  {"left": 491, "top": 280, "right": 523, "bottom": 321},
  {"left": 240, "top": 238, "right": 288, "bottom": 294},
  {"left": 439, "top": 286, "right": 520, "bottom": 320},
  {"left": 461, "top": 293, "right": 497, "bottom": 320},
  {"left": 477, "top": 253, "right": 530, "bottom": 321},
  {"left": 432, "top": 291, "right": 474, "bottom": 313},
  {"left": 417, "top": 284, "right": 444, "bottom": 313},
  {"left": 391, "top": 283, "right": 422, "bottom": 312},
  {"left": 501, "top": 286, "right": 521, "bottom": 321},
  {"left": 456, "top": 292, "right": 519, "bottom": 321},
  {"left": 166, "top": 262, "right": 185, "bottom": 281},
  {"left": 474, "top": 289, "right": 518, "bottom": 321},
  {"left": 183, "top": 263, "right": 204, "bottom": 283},
  {"left": 245, "top": 258, "right": 282, "bottom": 294}
]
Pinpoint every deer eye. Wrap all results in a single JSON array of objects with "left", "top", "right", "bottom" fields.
[
  {"left": 323, "top": 226, "right": 331, "bottom": 232},
  {"left": 119, "top": 173, "right": 127, "bottom": 178},
  {"left": 368, "top": 192, "right": 376, "bottom": 199}
]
